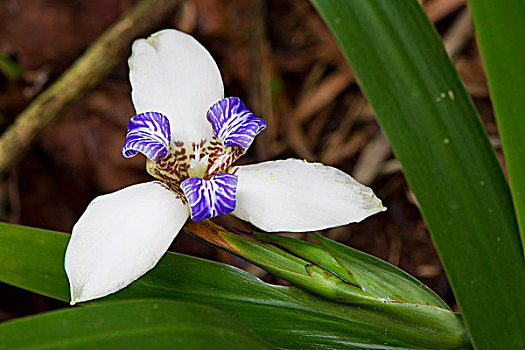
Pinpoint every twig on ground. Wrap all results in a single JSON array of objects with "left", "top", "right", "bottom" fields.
[
  {"left": 248, "top": 0, "right": 278, "bottom": 160},
  {"left": 0, "top": 0, "right": 182, "bottom": 175},
  {"left": 319, "top": 96, "right": 366, "bottom": 165},
  {"left": 293, "top": 68, "right": 353, "bottom": 124},
  {"left": 424, "top": 0, "right": 466, "bottom": 23},
  {"left": 443, "top": 7, "right": 474, "bottom": 59},
  {"left": 352, "top": 133, "right": 391, "bottom": 185}
]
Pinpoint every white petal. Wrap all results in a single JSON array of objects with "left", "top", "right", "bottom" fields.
[
  {"left": 232, "top": 159, "right": 386, "bottom": 232},
  {"left": 65, "top": 182, "right": 189, "bottom": 304},
  {"left": 129, "top": 29, "right": 224, "bottom": 144}
]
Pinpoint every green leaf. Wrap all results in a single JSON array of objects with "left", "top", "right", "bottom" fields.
[
  {"left": 0, "top": 223, "right": 471, "bottom": 349},
  {"left": 218, "top": 230, "right": 372, "bottom": 303},
  {"left": 0, "top": 54, "right": 22, "bottom": 81},
  {"left": 0, "top": 299, "right": 274, "bottom": 349},
  {"left": 253, "top": 231, "right": 359, "bottom": 285},
  {"left": 309, "top": 0, "right": 525, "bottom": 348},
  {"left": 220, "top": 231, "right": 469, "bottom": 349},
  {"left": 467, "top": 0, "right": 525, "bottom": 254},
  {"left": 255, "top": 231, "right": 448, "bottom": 308}
]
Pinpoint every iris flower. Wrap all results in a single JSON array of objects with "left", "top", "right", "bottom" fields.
[{"left": 65, "top": 29, "right": 385, "bottom": 304}]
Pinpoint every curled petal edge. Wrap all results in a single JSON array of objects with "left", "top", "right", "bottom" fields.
[
  {"left": 121, "top": 112, "right": 171, "bottom": 162},
  {"left": 207, "top": 97, "right": 266, "bottom": 149}
]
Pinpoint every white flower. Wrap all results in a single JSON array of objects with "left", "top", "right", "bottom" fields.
[{"left": 64, "top": 29, "right": 385, "bottom": 304}]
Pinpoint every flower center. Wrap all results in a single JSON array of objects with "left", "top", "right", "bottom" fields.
[
  {"left": 121, "top": 97, "right": 267, "bottom": 221},
  {"left": 145, "top": 138, "right": 243, "bottom": 187},
  {"left": 188, "top": 144, "right": 209, "bottom": 178}
]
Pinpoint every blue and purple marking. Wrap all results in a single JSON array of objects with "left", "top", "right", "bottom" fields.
[
  {"left": 181, "top": 173, "right": 238, "bottom": 221},
  {"left": 207, "top": 97, "right": 266, "bottom": 149},
  {"left": 121, "top": 111, "right": 171, "bottom": 162},
  {"left": 121, "top": 97, "right": 265, "bottom": 221}
]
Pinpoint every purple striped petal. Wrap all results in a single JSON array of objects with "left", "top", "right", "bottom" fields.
[
  {"left": 207, "top": 97, "right": 266, "bottom": 149},
  {"left": 181, "top": 173, "right": 238, "bottom": 221},
  {"left": 121, "top": 112, "right": 171, "bottom": 162}
]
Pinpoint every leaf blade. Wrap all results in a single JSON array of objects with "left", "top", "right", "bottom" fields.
[
  {"left": 0, "top": 299, "right": 274, "bottom": 350},
  {"left": 467, "top": 0, "right": 525, "bottom": 254},
  {"left": 309, "top": 0, "right": 525, "bottom": 348},
  {"left": 308, "top": 232, "right": 449, "bottom": 308},
  {"left": 0, "top": 223, "right": 470, "bottom": 350}
]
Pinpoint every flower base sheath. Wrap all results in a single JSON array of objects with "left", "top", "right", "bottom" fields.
[{"left": 64, "top": 29, "right": 386, "bottom": 304}]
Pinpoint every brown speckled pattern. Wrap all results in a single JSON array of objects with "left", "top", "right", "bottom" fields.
[{"left": 146, "top": 136, "right": 244, "bottom": 188}]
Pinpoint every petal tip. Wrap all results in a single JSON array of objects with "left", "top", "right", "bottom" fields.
[
  {"left": 67, "top": 279, "right": 115, "bottom": 305},
  {"left": 354, "top": 189, "right": 387, "bottom": 223},
  {"left": 371, "top": 194, "right": 387, "bottom": 212},
  {"left": 373, "top": 194, "right": 387, "bottom": 212},
  {"left": 69, "top": 293, "right": 80, "bottom": 305},
  {"left": 69, "top": 287, "right": 78, "bottom": 305},
  {"left": 67, "top": 276, "right": 99, "bottom": 305},
  {"left": 69, "top": 285, "right": 86, "bottom": 305}
]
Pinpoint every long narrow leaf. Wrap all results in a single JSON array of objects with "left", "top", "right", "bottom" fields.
[
  {"left": 0, "top": 223, "right": 470, "bottom": 350},
  {"left": 310, "top": 1, "right": 525, "bottom": 349},
  {"left": 0, "top": 299, "right": 274, "bottom": 349},
  {"left": 467, "top": 0, "right": 525, "bottom": 253}
]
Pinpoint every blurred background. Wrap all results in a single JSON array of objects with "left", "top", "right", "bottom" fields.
[{"left": 0, "top": 0, "right": 500, "bottom": 320}]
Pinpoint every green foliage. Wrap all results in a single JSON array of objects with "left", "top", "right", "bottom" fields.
[
  {"left": 222, "top": 230, "right": 469, "bottom": 349},
  {"left": 310, "top": 0, "right": 525, "bottom": 348},
  {"left": 255, "top": 231, "right": 447, "bottom": 307},
  {"left": 467, "top": 0, "right": 525, "bottom": 254},
  {"left": 0, "top": 223, "right": 470, "bottom": 349},
  {"left": 0, "top": 54, "right": 22, "bottom": 81},
  {"left": 0, "top": 299, "right": 274, "bottom": 349}
]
